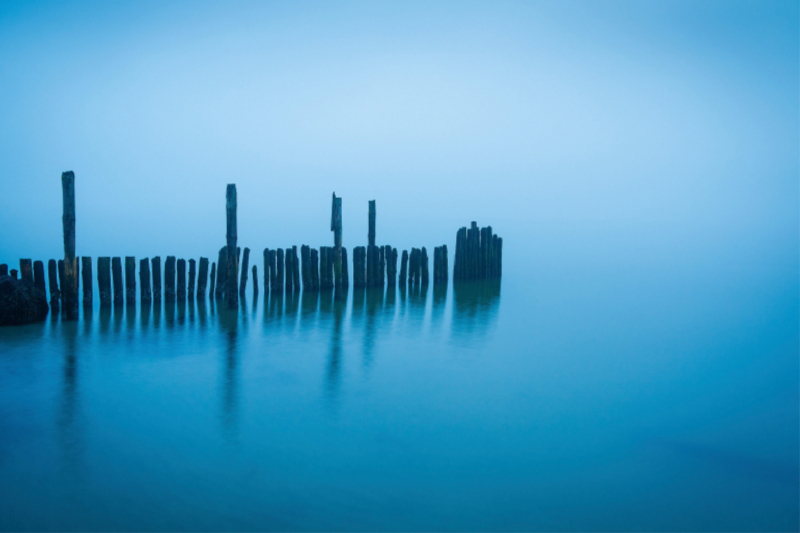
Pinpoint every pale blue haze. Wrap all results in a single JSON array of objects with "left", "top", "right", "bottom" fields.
[{"left": 0, "top": 1, "right": 797, "bottom": 530}]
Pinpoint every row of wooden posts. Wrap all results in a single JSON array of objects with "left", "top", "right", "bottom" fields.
[{"left": 0, "top": 172, "right": 502, "bottom": 318}]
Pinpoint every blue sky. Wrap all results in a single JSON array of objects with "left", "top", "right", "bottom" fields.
[{"left": 0, "top": 0, "right": 796, "bottom": 267}]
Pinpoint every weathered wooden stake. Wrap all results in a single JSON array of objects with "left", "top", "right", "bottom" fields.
[
  {"left": 310, "top": 248, "right": 319, "bottom": 290},
  {"left": 177, "top": 258, "right": 186, "bottom": 299},
  {"left": 275, "top": 249, "right": 285, "bottom": 291},
  {"left": 225, "top": 184, "right": 238, "bottom": 307},
  {"left": 400, "top": 250, "right": 408, "bottom": 285},
  {"left": 19, "top": 259, "right": 33, "bottom": 282},
  {"left": 32, "top": 260, "right": 46, "bottom": 293},
  {"left": 58, "top": 260, "right": 65, "bottom": 304},
  {"left": 188, "top": 258, "right": 196, "bottom": 299},
  {"left": 112, "top": 257, "right": 123, "bottom": 305},
  {"left": 125, "top": 257, "right": 136, "bottom": 304},
  {"left": 252, "top": 265, "right": 258, "bottom": 296},
  {"left": 284, "top": 247, "right": 293, "bottom": 292},
  {"left": 97, "top": 257, "right": 111, "bottom": 305},
  {"left": 81, "top": 257, "right": 92, "bottom": 304},
  {"left": 0, "top": 264, "right": 7, "bottom": 276},
  {"left": 48, "top": 259, "right": 60, "bottom": 307},
  {"left": 368, "top": 200, "right": 376, "bottom": 245},
  {"left": 10, "top": 269, "right": 17, "bottom": 279},
  {"left": 332, "top": 193, "right": 343, "bottom": 288},
  {"left": 268, "top": 249, "right": 277, "bottom": 291},
  {"left": 61, "top": 171, "right": 78, "bottom": 319},
  {"left": 165, "top": 256, "right": 176, "bottom": 301},
  {"left": 263, "top": 248, "right": 271, "bottom": 293},
  {"left": 421, "top": 247, "right": 429, "bottom": 285},
  {"left": 197, "top": 257, "right": 209, "bottom": 300},
  {"left": 239, "top": 247, "right": 250, "bottom": 296},
  {"left": 214, "top": 247, "right": 226, "bottom": 297},
  {"left": 292, "top": 246, "right": 300, "bottom": 292},
  {"left": 140, "top": 258, "right": 152, "bottom": 304},
  {"left": 151, "top": 257, "right": 162, "bottom": 301},
  {"left": 342, "top": 247, "right": 349, "bottom": 289},
  {"left": 209, "top": 262, "right": 217, "bottom": 297}
]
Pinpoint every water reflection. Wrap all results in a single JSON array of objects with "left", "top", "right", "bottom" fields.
[
  {"left": 58, "top": 320, "right": 81, "bottom": 474},
  {"left": 218, "top": 307, "right": 240, "bottom": 436},
  {"left": 452, "top": 279, "right": 502, "bottom": 339},
  {"left": 326, "top": 288, "right": 347, "bottom": 399}
]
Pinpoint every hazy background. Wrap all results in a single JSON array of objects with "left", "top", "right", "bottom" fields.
[{"left": 0, "top": 0, "right": 797, "bottom": 276}]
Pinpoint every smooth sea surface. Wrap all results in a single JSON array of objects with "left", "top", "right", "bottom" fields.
[{"left": 1, "top": 229, "right": 798, "bottom": 531}]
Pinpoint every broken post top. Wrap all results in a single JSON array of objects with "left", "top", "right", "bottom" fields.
[
  {"left": 368, "top": 200, "right": 376, "bottom": 246},
  {"left": 331, "top": 192, "right": 342, "bottom": 247},
  {"left": 226, "top": 184, "right": 237, "bottom": 242}
]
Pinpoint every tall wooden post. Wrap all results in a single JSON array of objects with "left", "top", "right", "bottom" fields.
[
  {"left": 284, "top": 248, "right": 293, "bottom": 292},
  {"left": 400, "top": 250, "right": 408, "bottom": 285},
  {"left": 97, "top": 257, "right": 111, "bottom": 306},
  {"left": 301, "top": 245, "right": 310, "bottom": 289},
  {"left": 0, "top": 264, "right": 6, "bottom": 276},
  {"left": 268, "top": 249, "right": 278, "bottom": 291},
  {"left": 332, "top": 193, "right": 343, "bottom": 289},
  {"left": 421, "top": 247, "right": 429, "bottom": 285},
  {"left": 61, "top": 171, "right": 78, "bottom": 319},
  {"left": 226, "top": 184, "right": 238, "bottom": 307},
  {"left": 33, "top": 260, "right": 46, "bottom": 294},
  {"left": 125, "top": 257, "right": 136, "bottom": 304},
  {"left": 368, "top": 200, "right": 376, "bottom": 246},
  {"left": 140, "top": 258, "right": 152, "bottom": 304},
  {"left": 151, "top": 256, "right": 162, "bottom": 301},
  {"left": 112, "top": 257, "right": 123, "bottom": 305},
  {"left": 81, "top": 256, "right": 92, "bottom": 304},
  {"left": 239, "top": 247, "right": 250, "bottom": 296},
  {"left": 263, "top": 248, "right": 271, "bottom": 293},
  {"left": 58, "top": 260, "right": 65, "bottom": 305},
  {"left": 342, "top": 247, "right": 349, "bottom": 289}
]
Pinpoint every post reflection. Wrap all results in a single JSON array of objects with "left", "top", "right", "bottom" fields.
[
  {"left": 452, "top": 279, "right": 502, "bottom": 339},
  {"left": 218, "top": 306, "right": 240, "bottom": 436},
  {"left": 58, "top": 320, "right": 82, "bottom": 473},
  {"left": 326, "top": 287, "right": 347, "bottom": 400},
  {"left": 362, "top": 286, "right": 384, "bottom": 367}
]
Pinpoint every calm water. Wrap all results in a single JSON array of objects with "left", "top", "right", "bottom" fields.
[{"left": 1, "top": 236, "right": 798, "bottom": 531}]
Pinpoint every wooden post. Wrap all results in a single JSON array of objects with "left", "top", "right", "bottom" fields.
[
  {"left": 19, "top": 259, "right": 33, "bottom": 282},
  {"left": 497, "top": 237, "right": 503, "bottom": 278},
  {"left": 140, "top": 258, "right": 152, "bottom": 304},
  {"left": 301, "top": 245, "right": 310, "bottom": 289},
  {"left": 61, "top": 171, "right": 78, "bottom": 319},
  {"left": 332, "top": 193, "right": 343, "bottom": 288},
  {"left": 215, "top": 246, "right": 227, "bottom": 297},
  {"left": 400, "top": 250, "right": 408, "bottom": 285},
  {"left": 225, "top": 184, "right": 238, "bottom": 307},
  {"left": 58, "top": 260, "right": 65, "bottom": 305},
  {"left": 421, "top": 247, "right": 429, "bottom": 285},
  {"left": 125, "top": 257, "right": 136, "bottom": 304},
  {"left": 310, "top": 248, "right": 319, "bottom": 290},
  {"left": 151, "top": 257, "right": 162, "bottom": 301},
  {"left": 112, "top": 257, "right": 123, "bottom": 305},
  {"left": 97, "top": 257, "right": 111, "bottom": 305},
  {"left": 342, "top": 247, "right": 349, "bottom": 289},
  {"left": 284, "top": 247, "right": 293, "bottom": 292},
  {"left": 252, "top": 265, "right": 258, "bottom": 296},
  {"left": 81, "top": 256, "right": 92, "bottom": 304},
  {"left": 441, "top": 244, "right": 448, "bottom": 282},
  {"left": 165, "top": 256, "right": 176, "bottom": 301},
  {"left": 10, "top": 269, "right": 17, "bottom": 279},
  {"left": 0, "top": 264, "right": 6, "bottom": 276},
  {"left": 209, "top": 262, "right": 217, "bottom": 297},
  {"left": 268, "top": 249, "right": 278, "bottom": 291},
  {"left": 292, "top": 246, "right": 300, "bottom": 292},
  {"left": 275, "top": 248, "right": 285, "bottom": 291},
  {"left": 239, "top": 247, "right": 250, "bottom": 296},
  {"left": 177, "top": 258, "right": 186, "bottom": 299},
  {"left": 33, "top": 261, "right": 46, "bottom": 293},
  {"left": 433, "top": 246, "right": 440, "bottom": 284},
  {"left": 48, "top": 259, "right": 60, "bottom": 307},
  {"left": 368, "top": 200, "right": 376, "bottom": 245},
  {"left": 263, "top": 248, "right": 271, "bottom": 293},
  {"left": 319, "top": 247, "right": 327, "bottom": 289},
  {"left": 197, "top": 257, "right": 209, "bottom": 300},
  {"left": 188, "top": 259, "right": 196, "bottom": 299}
]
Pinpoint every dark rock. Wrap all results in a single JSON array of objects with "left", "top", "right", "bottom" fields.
[{"left": 0, "top": 275, "right": 49, "bottom": 325}]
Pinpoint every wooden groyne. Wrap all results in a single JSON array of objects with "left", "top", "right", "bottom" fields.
[{"left": 1, "top": 173, "right": 504, "bottom": 322}]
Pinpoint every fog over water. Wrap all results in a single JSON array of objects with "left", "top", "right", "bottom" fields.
[{"left": 0, "top": 1, "right": 797, "bottom": 531}]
